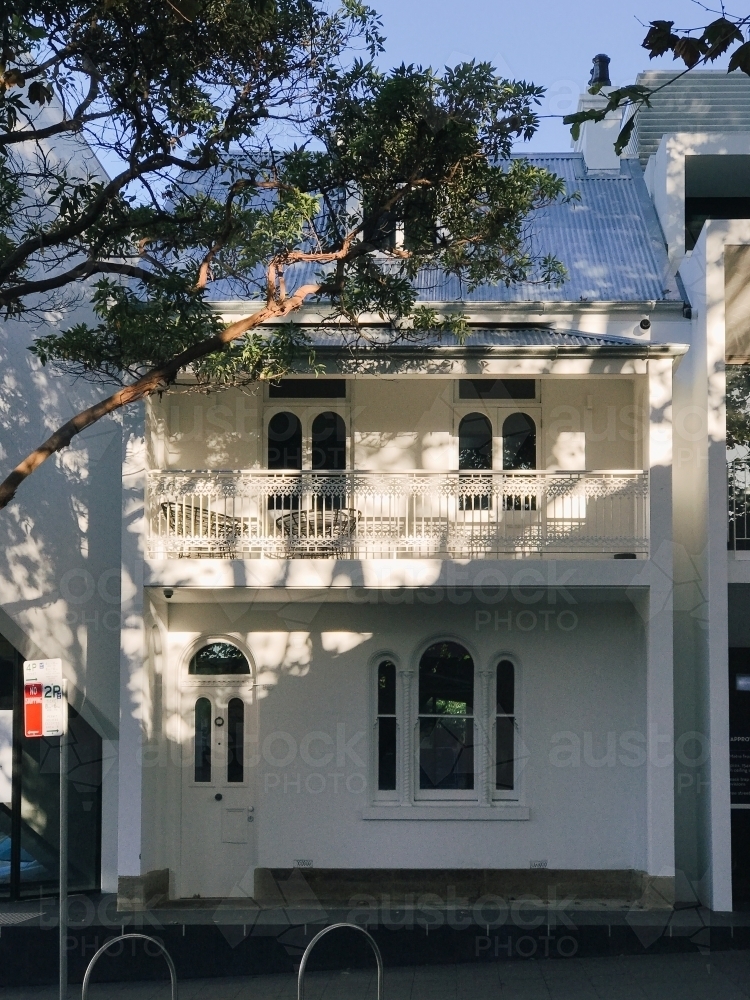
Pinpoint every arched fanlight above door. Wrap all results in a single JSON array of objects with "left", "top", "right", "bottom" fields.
[{"left": 189, "top": 642, "right": 251, "bottom": 676}]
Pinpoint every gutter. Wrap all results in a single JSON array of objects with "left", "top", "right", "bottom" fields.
[{"left": 209, "top": 300, "right": 688, "bottom": 322}]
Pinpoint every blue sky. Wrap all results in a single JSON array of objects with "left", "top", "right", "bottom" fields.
[{"left": 371, "top": 0, "right": 729, "bottom": 150}]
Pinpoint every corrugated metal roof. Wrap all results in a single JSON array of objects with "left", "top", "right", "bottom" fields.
[
  {"left": 302, "top": 326, "right": 654, "bottom": 349},
  {"left": 410, "top": 156, "right": 677, "bottom": 303},
  {"left": 630, "top": 71, "right": 750, "bottom": 165},
  {"left": 205, "top": 153, "right": 679, "bottom": 306}
]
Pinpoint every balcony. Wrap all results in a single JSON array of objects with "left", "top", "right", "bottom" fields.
[{"left": 146, "top": 470, "right": 649, "bottom": 560}]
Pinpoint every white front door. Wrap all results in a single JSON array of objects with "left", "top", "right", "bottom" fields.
[{"left": 179, "top": 687, "right": 256, "bottom": 898}]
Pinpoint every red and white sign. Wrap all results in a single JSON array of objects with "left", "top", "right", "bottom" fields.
[{"left": 23, "top": 659, "right": 66, "bottom": 737}]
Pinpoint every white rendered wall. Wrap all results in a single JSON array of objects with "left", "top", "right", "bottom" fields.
[
  {"left": 673, "top": 219, "right": 750, "bottom": 911},
  {"left": 150, "top": 378, "right": 643, "bottom": 474},
  {"left": 150, "top": 595, "right": 648, "bottom": 877},
  {"left": 646, "top": 133, "right": 750, "bottom": 270},
  {"left": 0, "top": 312, "right": 123, "bottom": 890}
]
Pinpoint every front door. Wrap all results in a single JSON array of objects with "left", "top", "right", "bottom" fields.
[{"left": 179, "top": 687, "right": 256, "bottom": 898}]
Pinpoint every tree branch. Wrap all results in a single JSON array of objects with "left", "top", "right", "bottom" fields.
[
  {"left": 0, "top": 110, "right": 111, "bottom": 147},
  {"left": 0, "top": 261, "right": 157, "bottom": 306},
  {"left": 0, "top": 280, "right": 323, "bottom": 509}
]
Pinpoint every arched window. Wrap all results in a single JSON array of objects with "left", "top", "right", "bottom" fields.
[
  {"left": 268, "top": 411, "right": 302, "bottom": 469},
  {"left": 459, "top": 413, "right": 492, "bottom": 511},
  {"left": 311, "top": 412, "right": 346, "bottom": 470},
  {"left": 502, "top": 413, "right": 536, "bottom": 470},
  {"left": 418, "top": 641, "right": 474, "bottom": 791},
  {"left": 189, "top": 642, "right": 250, "bottom": 676},
  {"left": 495, "top": 660, "right": 516, "bottom": 793},
  {"left": 227, "top": 698, "right": 244, "bottom": 783},
  {"left": 268, "top": 411, "right": 301, "bottom": 511},
  {"left": 376, "top": 660, "right": 397, "bottom": 792},
  {"left": 194, "top": 698, "right": 212, "bottom": 782},
  {"left": 502, "top": 413, "right": 537, "bottom": 511},
  {"left": 458, "top": 413, "right": 492, "bottom": 470}
]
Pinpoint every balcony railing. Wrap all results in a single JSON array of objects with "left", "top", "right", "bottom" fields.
[
  {"left": 147, "top": 469, "right": 649, "bottom": 560},
  {"left": 729, "top": 458, "right": 750, "bottom": 550}
]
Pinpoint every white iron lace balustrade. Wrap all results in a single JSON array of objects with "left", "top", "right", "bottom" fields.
[
  {"left": 148, "top": 470, "right": 649, "bottom": 559},
  {"left": 148, "top": 470, "right": 648, "bottom": 559}
]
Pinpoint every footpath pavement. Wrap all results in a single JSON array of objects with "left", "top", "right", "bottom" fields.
[{"left": 5, "top": 951, "right": 750, "bottom": 1000}]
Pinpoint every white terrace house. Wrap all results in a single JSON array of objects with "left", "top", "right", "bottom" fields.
[
  {"left": 5, "top": 68, "right": 750, "bottom": 915},
  {"left": 131, "top": 147, "right": 686, "bottom": 907}
]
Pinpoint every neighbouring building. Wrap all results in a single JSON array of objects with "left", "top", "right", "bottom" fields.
[{"left": 4, "top": 66, "right": 750, "bottom": 918}]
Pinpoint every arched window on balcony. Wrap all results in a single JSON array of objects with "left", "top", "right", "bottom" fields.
[
  {"left": 502, "top": 413, "right": 537, "bottom": 511},
  {"left": 502, "top": 413, "right": 536, "bottom": 470},
  {"left": 459, "top": 412, "right": 492, "bottom": 510},
  {"left": 268, "top": 411, "right": 302, "bottom": 510},
  {"left": 311, "top": 411, "right": 347, "bottom": 514},
  {"left": 268, "top": 410, "right": 302, "bottom": 469},
  {"left": 311, "top": 412, "right": 346, "bottom": 470}
]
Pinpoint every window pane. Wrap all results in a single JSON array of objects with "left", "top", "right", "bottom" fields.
[
  {"left": 459, "top": 380, "right": 536, "bottom": 400},
  {"left": 268, "top": 411, "right": 302, "bottom": 470},
  {"left": 311, "top": 412, "right": 346, "bottom": 470},
  {"left": 495, "top": 716, "right": 515, "bottom": 791},
  {"left": 458, "top": 413, "right": 492, "bottom": 471},
  {"left": 419, "top": 718, "right": 474, "bottom": 790},
  {"left": 502, "top": 413, "right": 536, "bottom": 470},
  {"left": 496, "top": 660, "right": 515, "bottom": 715},
  {"left": 378, "top": 717, "right": 397, "bottom": 791},
  {"left": 419, "top": 642, "right": 474, "bottom": 715},
  {"left": 227, "top": 698, "right": 244, "bottom": 783},
  {"left": 190, "top": 643, "right": 250, "bottom": 676},
  {"left": 194, "top": 698, "right": 211, "bottom": 782},
  {"left": 377, "top": 661, "right": 396, "bottom": 715},
  {"left": 269, "top": 380, "right": 346, "bottom": 399}
]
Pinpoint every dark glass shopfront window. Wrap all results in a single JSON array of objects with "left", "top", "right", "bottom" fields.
[{"left": 0, "top": 635, "right": 102, "bottom": 900}]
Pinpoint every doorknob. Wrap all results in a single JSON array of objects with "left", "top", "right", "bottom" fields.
[{"left": 215, "top": 793, "right": 223, "bottom": 801}]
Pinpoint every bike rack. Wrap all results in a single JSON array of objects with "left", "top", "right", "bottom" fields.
[
  {"left": 81, "top": 933, "right": 178, "bottom": 1000},
  {"left": 298, "top": 922, "right": 383, "bottom": 1000}
]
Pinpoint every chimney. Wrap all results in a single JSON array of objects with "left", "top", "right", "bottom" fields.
[
  {"left": 572, "top": 54, "right": 622, "bottom": 171},
  {"left": 589, "top": 54, "right": 611, "bottom": 88}
]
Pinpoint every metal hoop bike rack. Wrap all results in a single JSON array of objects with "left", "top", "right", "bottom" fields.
[
  {"left": 298, "top": 922, "right": 383, "bottom": 1000},
  {"left": 81, "top": 933, "right": 178, "bottom": 1000}
]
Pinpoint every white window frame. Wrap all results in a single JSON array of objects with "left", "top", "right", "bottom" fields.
[
  {"left": 491, "top": 655, "right": 522, "bottom": 803},
  {"left": 453, "top": 404, "right": 542, "bottom": 472},
  {"left": 264, "top": 404, "right": 351, "bottom": 470},
  {"left": 370, "top": 652, "right": 400, "bottom": 803},
  {"left": 413, "top": 639, "right": 480, "bottom": 803}
]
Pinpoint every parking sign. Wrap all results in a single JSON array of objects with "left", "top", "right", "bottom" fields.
[{"left": 23, "top": 659, "right": 66, "bottom": 737}]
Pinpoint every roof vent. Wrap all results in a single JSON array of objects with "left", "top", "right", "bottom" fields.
[{"left": 589, "top": 54, "right": 611, "bottom": 88}]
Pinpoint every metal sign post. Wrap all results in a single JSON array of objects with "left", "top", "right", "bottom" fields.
[{"left": 23, "top": 659, "right": 67, "bottom": 1000}]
